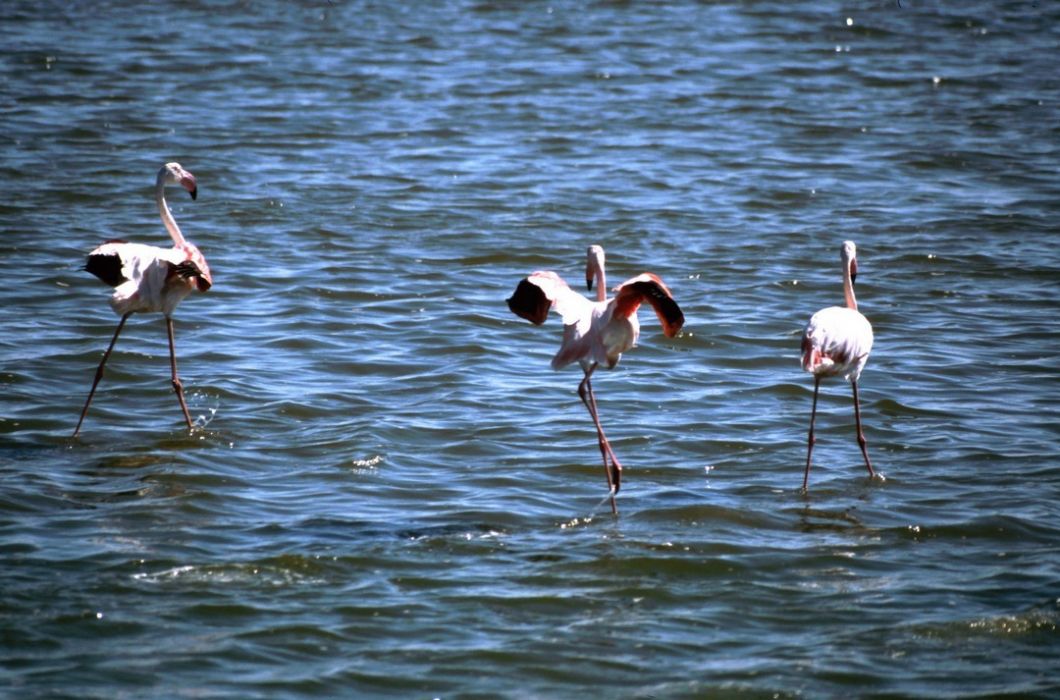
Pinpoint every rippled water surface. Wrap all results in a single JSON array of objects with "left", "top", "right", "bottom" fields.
[{"left": 2, "top": 1, "right": 1059, "bottom": 697}]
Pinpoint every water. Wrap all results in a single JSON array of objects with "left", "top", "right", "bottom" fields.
[{"left": 2, "top": 1, "right": 1059, "bottom": 697}]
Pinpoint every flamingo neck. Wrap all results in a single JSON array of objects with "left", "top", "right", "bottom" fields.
[
  {"left": 843, "top": 261, "right": 858, "bottom": 310},
  {"left": 594, "top": 265, "right": 606, "bottom": 302},
  {"left": 156, "top": 172, "right": 187, "bottom": 248}
]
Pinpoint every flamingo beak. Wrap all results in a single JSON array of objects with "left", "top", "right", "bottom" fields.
[
  {"left": 181, "top": 174, "right": 198, "bottom": 201},
  {"left": 850, "top": 258, "right": 858, "bottom": 285}
]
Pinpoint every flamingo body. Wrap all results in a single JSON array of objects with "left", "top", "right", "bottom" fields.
[
  {"left": 507, "top": 245, "right": 684, "bottom": 514},
  {"left": 86, "top": 240, "right": 211, "bottom": 318},
  {"left": 73, "top": 162, "right": 212, "bottom": 436},
  {"left": 801, "top": 305, "right": 872, "bottom": 382}
]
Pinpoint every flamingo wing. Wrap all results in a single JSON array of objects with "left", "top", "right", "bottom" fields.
[
  {"left": 85, "top": 244, "right": 129, "bottom": 287},
  {"left": 612, "top": 273, "right": 685, "bottom": 338},
  {"left": 507, "top": 271, "right": 594, "bottom": 327}
]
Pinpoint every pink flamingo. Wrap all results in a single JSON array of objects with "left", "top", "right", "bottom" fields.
[
  {"left": 73, "top": 163, "right": 212, "bottom": 437},
  {"left": 507, "top": 245, "right": 684, "bottom": 514},
  {"left": 800, "top": 240, "right": 876, "bottom": 489}
]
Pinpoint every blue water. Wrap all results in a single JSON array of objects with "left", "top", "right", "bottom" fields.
[{"left": 2, "top": 1, "right": 1058, "bottom": 697}]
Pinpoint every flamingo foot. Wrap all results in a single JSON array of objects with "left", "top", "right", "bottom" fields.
[{"left": 591, "top": 487, "right": 619, "bottom": 517}]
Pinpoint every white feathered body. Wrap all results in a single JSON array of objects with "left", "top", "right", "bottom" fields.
[
  {"left": 549, "top": 285, "right": 640, "bottom": 371},
  {"left": 86, "top": 240, "right": 211, "bottom": 318},
  {"left": 801, "top": 305, "right": 873, "bottom": 382}
]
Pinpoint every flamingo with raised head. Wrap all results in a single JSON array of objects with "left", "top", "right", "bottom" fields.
[
  {"left": 800, "top": 240, "right": 877, "bottom": 489},
  {"left": 507, "top": 245, "right": 684, "bottom": 514},
  {"left": 73, "top": 162, "right": 212, "bottom": 436}
]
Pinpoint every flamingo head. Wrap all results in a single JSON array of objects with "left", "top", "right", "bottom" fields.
[
  {"left": 585, "top": 245, "right": 605, "bottom": 292},
  {"left": 162, "top": 162, "right": 198, "bottom": 200},
  {"left": 841, "top": 240, "right": 858, "bottom": 285}
]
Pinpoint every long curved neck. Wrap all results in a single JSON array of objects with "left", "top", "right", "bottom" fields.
[
  {"left": 593, "top": 264, "right": 606, "bottom": 302},
  {"left": 843, "top": 259, "right": 857, "bottom": 310},
  {"left": 156, "top": 172, "right": 186, "bottom": 248}
]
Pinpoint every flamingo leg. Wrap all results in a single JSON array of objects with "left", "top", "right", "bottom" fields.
[
  {"left": 802, "top": 375, "right": 820, "bottom": 490},
  {"left": 577, "top": 364, "right": 620, "bottom": 515},
  {"left": 585, "top": 376, "right": 623, "bottom": 488},
  {"left": 166, "top": 317, "right": 194, "bottom": 430},
  {"left": 851, "top": 380, "right": 875, "bottom": 478},
  {"left": 588, "top": 385, "right": 612, "bottom": 477},
  {"left": 74, "top": 313, "right": 131, "bottom": 437}
]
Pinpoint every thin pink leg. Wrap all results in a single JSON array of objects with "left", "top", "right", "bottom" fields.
[
  {"left": 578, "top": 364, "right": 620, "bottom": 515},
  {"left": 585, "top": 376, "right": 622, "bottom": 488},
  {"left": 74, "top": 313, "right": 130, "bottom": 437},
  {"left": 166, "top": 317, "right": 194, "bottom": 430},
  {"left": 851, "top": 380, "right": 875, "bottom": 478},
  {"left": 802, "top": 376, "right": 820, "bottom": 491}
]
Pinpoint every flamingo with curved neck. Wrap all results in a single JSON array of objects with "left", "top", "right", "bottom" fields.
[
  {"left": 74, "top": 162, "right": 213, "bottom": 436},
  {"left": 508, "top": 245, "right": 685, "bottom": 515}
]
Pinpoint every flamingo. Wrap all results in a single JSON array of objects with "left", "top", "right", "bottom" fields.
[
  {"left": 800, "top": 240, "right": 877, "bottom": 489},
  {"left": 506, "top": 245, "right": 684, "bottom": 514},
  {"left": 73, "top": 162, "right": 212, "bottom": 437}
]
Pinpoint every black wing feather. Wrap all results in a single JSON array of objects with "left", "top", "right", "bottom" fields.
[
  {"left": 506, "top": 277, "right": 551, "bottom": 325},
  {"left": 84, "top": 253, "right": 126, "bottom": 287}
]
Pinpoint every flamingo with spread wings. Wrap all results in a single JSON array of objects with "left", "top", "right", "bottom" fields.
[
  {"left": 800, "top": 240, "right": 877, "bottom": 489},
  {"left": 507, "top": 245, "right": 684, "bottom": 514},
  {"left": 73, "top": 162, "right": 212, "bottom": 436}
]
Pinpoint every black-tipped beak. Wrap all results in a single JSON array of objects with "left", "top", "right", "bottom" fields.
[
  {"left": 181, "top": 173, "right": 198, "bottom": 200},
  {"left": 586, "top": 276, "right": 594, "bottom": 292},
  {"left": 850, "top": 258, "right": 858, "bottom": 285}
]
